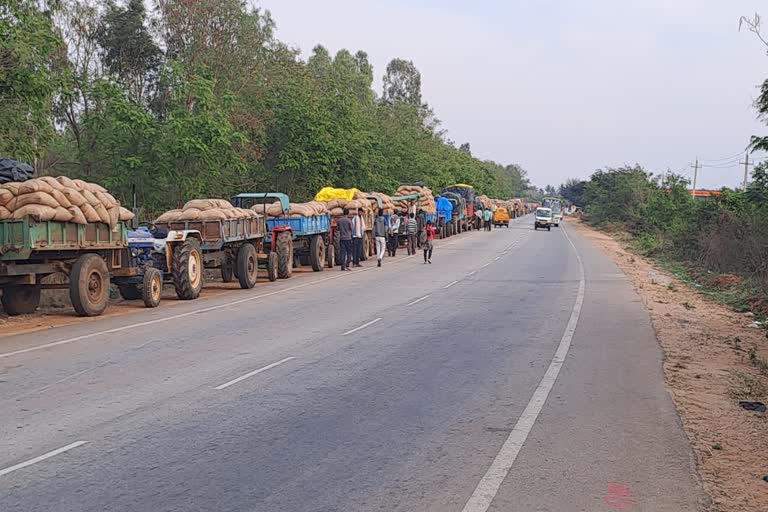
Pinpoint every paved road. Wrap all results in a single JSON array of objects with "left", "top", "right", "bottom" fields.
[{"left": 0, "top": 216, "right": 708, "bottom": 511}]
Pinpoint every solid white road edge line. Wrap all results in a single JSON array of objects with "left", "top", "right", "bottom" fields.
[
  {"left": 461, "top": 225, "right": 586, "bottom": 512},
  {"left": 443, "top": 280, "right": 459, "bottom": 289},
  {"left": 214, "top": 357, "right": 296, "bottom": 390},
  {"left": 481, "top": 263, "right": 491, "bottom": 269},
  {"left": 342, "top": 317, "right": 382, "bottom": 336},
  {"left": 407, "top": 295, "right": 431, "bottom": 306},
  {"left": 468, "top": 271, "right": 477, "bottom": 276},
  {"left": 0, "top": 441, "right": 88, "bottom": 478},
  {"left": 494, "top": 256, "right": 501, "bottom": 261}
]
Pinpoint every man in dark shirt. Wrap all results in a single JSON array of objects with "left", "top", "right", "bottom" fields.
[{"left": 337, "top": 209, "right": 353, "bottom": 271}]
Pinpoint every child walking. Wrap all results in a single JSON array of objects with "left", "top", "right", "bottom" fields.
[{"left": 423, "top": 220, "right": 436, "bottom": 264}]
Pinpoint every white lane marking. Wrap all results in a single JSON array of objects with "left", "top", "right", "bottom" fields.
[
  {"left": 0, "top": 263, "right": 385, "bottom": 360},
  {"left": 443, "top": 280, "right": 459, "bottom": 289},
  {"left": 494, "top": 256, "right": 501, "bottom": 261},
  {"left": 461, "top": 226, "right": 586, "bottom": 512},
  {"left": 0, "top": 441, "right": 88, "bottom": 478},
  {"left": 342, "top": 317, "right": 382, "bottom": 336},
  {"left": 407, "top": 295, "right": 431, "bottom": 306},
  {"left": 481, "top": 263, "right": 491, "bottom": 269},
  {"left": 214, "top": 357, "right": 295, "bottom": 390},
  {"left": 468, "top": 271, "right": 477, "bottom": 276}
]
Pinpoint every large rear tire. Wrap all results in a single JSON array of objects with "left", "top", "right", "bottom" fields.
[
  {"left": 236, "top": 243, "right": 258, "bottom": 289},
  {"left": 276, "top": 231, "right": 293, "bottom": 279},
  {"left": 326, "top": 239, "right": 335, "bottom": 268},
  {"left": 118, "top": 284, "right": 141, "bottom": 300},
  {"left": 309, "top": 235, "right": 325, "bottom": 272},
  {"left": 142, "top": 267, "right": 162, "bottom": 308},
  {"left": 2, "top": 285, "right": 41, "bottom": 316},
  {"left": 267, "top": 252, "right": 278, "bottom": 282},
  {"left": 70, "top": 253, "right": 109, "bottom": 317},
  {"left": 332, "top": 229, "right": 341, "bottom": 266},
  {"left": 172, "top": 238, "right": 204, "bottom": 300},
  {"left": 220, "top": 259, "right": 234, "bottom": 282}
]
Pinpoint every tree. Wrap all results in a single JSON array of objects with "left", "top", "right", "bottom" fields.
[
  {"left": 382, "top": 58, "right": 422, "bottom": 106},
  {"left": 559, "top": 178, "right": 587, "bottom": 205},
  {"left": 459, "top": 142, "right": 471, "bottom": 155},
  {"left": 544, "top": 184, "right": 557, "bottom": 196},
  {"left": 96, "top": 0, "right": 161, "bottom": 104},
  {"left": 0, "top": 0, "right": 63, "bottom": 163}
]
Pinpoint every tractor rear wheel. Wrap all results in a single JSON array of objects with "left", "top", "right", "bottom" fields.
[
  {"left": 276, "top": 231, "right": 293, "bottom": 279},
  {"left": 220, "top": 259, "right": 234, "bottom": 282},
  {"left": 2, "top": 285, "right": 41, "bottom": 316},
  {"left": 326, "top": 239, "right": 335, "bottom": 268},
  {"left": 118, "top": 284, "right": 141, "bottom": 300},
  {"left": 142, "top": 267, "right": 162, "bottom": 308},
  {"left": 309, "top": 235, "right": 325, "bottom": 272},
  {"left": 70, "top": 253, "right": 109, "bottom": 316},
  {"left": 267, "top": 251, "right": 278, "bottom": 282},
  {"left": 236, "top": 243, "right": 258, "bottom": 289},
  {"left": 172, "top": 238, "right": 203, "bottom": 300}
]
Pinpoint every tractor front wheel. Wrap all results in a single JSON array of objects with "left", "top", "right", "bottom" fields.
[
  {"left": 172, "top": 238, "right": 204, "bottom": 300},
  {"left": 142, "top": 267, "right": 162, "bottom": 308},
  {"left": 236, "top": 243, "right": 258, "bottom": 289},
  {"left": 310, "top": 235, "right": 325, "bottom": 272},
  {"left": 276, "top": 231, "right": 293, "bottom": 279}
]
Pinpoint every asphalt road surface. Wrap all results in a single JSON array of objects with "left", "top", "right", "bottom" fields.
[{"left": 0, "top": 216, "right": 708, "bottom": 512}]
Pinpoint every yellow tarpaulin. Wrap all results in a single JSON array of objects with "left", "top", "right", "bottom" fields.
[
  {"left": 314, "top": 187, "right": 360, "bottom": 202},
  {"left": 453, "top": 183, "right": 474, "bottom": 188}
]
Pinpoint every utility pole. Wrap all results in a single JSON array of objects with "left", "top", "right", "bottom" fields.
[
  {"left": 691, "top": 157, "right": 700, "bottom": 193},
  {"left": 739, "top": 151, "right": 753, "bottom": 190}
]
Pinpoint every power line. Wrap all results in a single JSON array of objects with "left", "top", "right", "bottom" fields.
[{"left": 700, "top": 150, "right": 749, "bottom": 163}]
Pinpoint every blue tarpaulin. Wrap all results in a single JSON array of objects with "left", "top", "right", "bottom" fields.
[{"left": 436, "top": 196, "right": 453, "bottom": 222}]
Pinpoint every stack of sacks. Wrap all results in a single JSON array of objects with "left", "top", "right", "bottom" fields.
[
  {"left": 324, "top": 196, "right": 374, "bottom": 216},
  {"left": 314, "top": 187, "right": 359, "bottom": 202},
  {"left": 251, "top": 201, "right": 328, "bottom": 218},
  {"left": 156, "top": 199, "right": 260, "bottom": 222},
  {"left": 476, "top": 195, "right": 493, "bottom": 210},
  {"left": 393, "top": 185, "right": 436, "bottom": 214},
  {"left": 367, "top": 192, "right": 395, "bottom": 215},
  {"left": 0, "top": 176, "right": 134, "bottom": 227}
]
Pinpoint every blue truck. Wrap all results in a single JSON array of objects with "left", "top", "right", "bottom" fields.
[{"left": 231, "top": 193, "right": 334, "bottom": 276}]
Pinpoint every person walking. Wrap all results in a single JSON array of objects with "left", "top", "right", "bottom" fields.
[
  {"left": 416, "top": 209, "right": 426, "bottom": 248},
  {"left": 423, "top": 220, "right": 436, "bottom": 264},
  {"left": 475, "top": 207, "right": 483, "bottom": 230},
  {"left": 374, "top": 210, "right": 387, "bottom": 267},
  {"left": 337, "top": 209, "right": 353, "bottom": 271},
  {"left": 483, "top": 208, "right": 492, "bottom": 231},
  {"left": 351, "top": 208, "right": 366, "bottom": 267},
  {"left": 405, "top": 213, "right": 418, "bottom": 255},
  {"left": 388, "top": 212, "right": 401, "bottom": 257}
]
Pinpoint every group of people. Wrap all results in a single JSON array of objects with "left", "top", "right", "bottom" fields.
[
  {"left": 475, "top": 207, "right": 493, "bottom": 231},
  {"left": 336, "top": 208, "right": 436, "bottom": 271}
]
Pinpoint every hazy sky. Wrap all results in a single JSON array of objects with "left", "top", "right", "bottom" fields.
[{"left": 265, "top": 0, "right": 768, "bottom": 189}]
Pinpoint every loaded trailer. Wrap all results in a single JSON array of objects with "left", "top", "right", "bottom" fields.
[
  {"left": 231, "top": 193, "right": 334, "bottom": 276},
  {"left": 0, "top": 218, "right": 160, "bottom": 316},
  {"left": 153, "top": 212, "right": 276, "bottom": 300}
]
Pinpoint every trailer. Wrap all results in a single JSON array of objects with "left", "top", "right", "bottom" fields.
[
  {"left": 441, "top": 192, "right": 467, "bottom": 234},
  {"left": 0, "top": 218, "right": 133, "bottom": 316},
  {"left": 441, "top": 185, "right": 476, "bottom": 231},
  {"left": 329, "top": 201, "right": 375, "bottom": 265},
  {"left": 154, "top": 212, "right": 275, "bottom": 300},
  {"left": 231, "top": 193, "right": 334, "bottom": 275}
]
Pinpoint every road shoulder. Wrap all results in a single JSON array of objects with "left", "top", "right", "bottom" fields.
[{"left": 572, "top": 220, "right": 768, "bottom": 512}]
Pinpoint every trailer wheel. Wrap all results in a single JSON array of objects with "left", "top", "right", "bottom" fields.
[
  {"left": 117, "top": 284, "right": 141, "bottom": 301},
  {"left": 172, "top": 238, "right": 203, "bottom": 300},
  {"left": 267, "top": 251, "right": 278, "bottom": 282},
  {"left": 220, "top": 260, "right": 234, "bottom": 282},
  {"left": 326, "top": 240, "right": 335, "bottom": 268},
  {"left": 1, "top": 285, "right": 41, "bottom": 316},
  {"left": 310, "top": 235, "right": 325, "bottom": 272},
  {"left": 142, "top": 267, "right": 162, "bottom": 308},
  {"left": 236, "top": 243, "right": 258, "bottom": 289},
  {"left": 276, "top": 231, "right": 293, "bottom": 279},
  {"left": 70, "top": 253, "right": 109, "bottom": 317},
  {"left": 360, "top": 232, "right": 370, "bottom": 261}
]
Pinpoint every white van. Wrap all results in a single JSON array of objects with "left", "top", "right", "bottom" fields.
[{"left": 534, "top": 207, "right": 553, "bottom": 231}]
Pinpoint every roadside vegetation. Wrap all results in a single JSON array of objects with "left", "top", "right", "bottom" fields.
[{"left": 1, "top": 0, "right": 533, "bottom": 216}]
